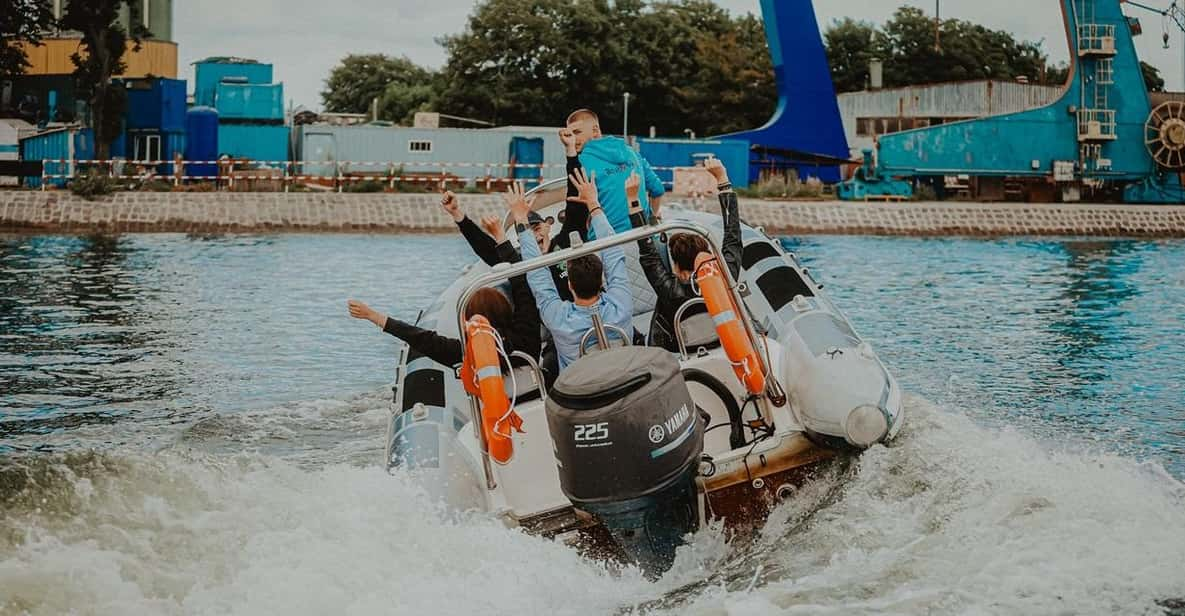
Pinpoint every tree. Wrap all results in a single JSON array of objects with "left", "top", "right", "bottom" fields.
[
  {"left": 431, "top": 0, "right": 771, "bottom": 136},
  {"left": 321, "top": 54, "right": 434, "bottom": 118},
  {"left": 60, "top": 1, "right": 149, "bottom": 160},
  {"left": 825, "top": 7, "right": 1058, "bottom": 92},
  {"left": 824, "top": 18, "right": 890, "bottom": 93},
  {"left": 0, "top": 0, "right": 55, "bottom": 78},
  {"left": 1141, "top": 61, "right": 1166, "bottom": 92}
]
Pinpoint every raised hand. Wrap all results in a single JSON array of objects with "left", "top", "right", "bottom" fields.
[
  {"left": 625, "top": 171, "right": 641, "bottom": 204},
  {"left": 558, "top": 128, "right": 578, "bottom": 157},
  {"left": 480, "top": 215, "right": 506, "bottom": 244},
  {"left": 705, "top": 157, "right": 729, "bottom": 185},
  {"left": 440, "top": 189, "right": 464, "bottom": 223},
  {"left": 347, "top": 299, "right": 384, "bottom": 327},
  {"left": 501, "top": 181, "right": 536, "bottom": 224},
  {"left": 566, "top": 168, "right": 600, "bottom": 211}
]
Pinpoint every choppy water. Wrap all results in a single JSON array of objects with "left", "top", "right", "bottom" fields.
[{"left": 1, "top": 233, "right": 1183, "bottom": 615}]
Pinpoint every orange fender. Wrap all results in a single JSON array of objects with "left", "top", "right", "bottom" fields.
[
  {"left": 694, "top": 253, "right": 766, "bottom": 396},
  {"left": 463, "top": 316, "right": 522, "bottom": 465}
]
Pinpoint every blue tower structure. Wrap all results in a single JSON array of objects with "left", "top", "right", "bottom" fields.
[
  {"left": 841, "top": 0, "right": 1183, "bottom": 204},
  {"left": 719, "top": 0, "right": 851, "bottom": 184}
]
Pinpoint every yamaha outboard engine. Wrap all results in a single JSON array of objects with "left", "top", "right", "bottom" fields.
[{"left": 546, "top": 347, "right": 704, "bottom": 577}]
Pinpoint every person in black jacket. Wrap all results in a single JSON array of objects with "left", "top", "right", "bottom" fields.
[
  {"left": 440, "top": 188, "right": 572, "bottom": 302},
  {"left": 628, "top": 158, "right": 743, "bottom": 352},
  {"left": 347, "top": 282, "right": 541, "bottom": 369}
]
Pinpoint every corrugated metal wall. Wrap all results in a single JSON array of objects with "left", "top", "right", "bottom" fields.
[
  {"left": 17, "top": 39, "right": 177, "bottom": 78},
  {"left": 215, "top": 83, "right": 284, "bottom": 121},
  {"left": 218, "top": 124, "right": 289, "bottom": 163},
  {"left": 194, "top": 62, "right": 274, "bottom": 108},
  {"left": 294, "top": 125, "right": 567, "bottom": 182},
  {"left": 19, "top": 126, "right": 94, "bottom": 187},
  {"left": 637, "top": 138, "right": 751, "bottom": 188},
  {"left": 838, "top": 80, "right": 1064, "bottom": 157}
]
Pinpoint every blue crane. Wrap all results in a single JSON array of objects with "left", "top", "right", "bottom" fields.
[{"left": 838, "top": 0, "right": 1185, "bottom": 204}]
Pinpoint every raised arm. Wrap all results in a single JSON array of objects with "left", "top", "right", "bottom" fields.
[
  {"left": 505, "top": 182, "right": 567, "bottom": 329},
  {"left": 705, "top": 158, "right": 742, "bottom": 279},
  {"left": 572, "top": 169, "right": 630, "bottom": 314},
  {"left": 442, "top": 190, "right": 501, "bottom": 266},
  {"left": 627, "top": 172, "right": 679, "bottom": 301},
  {"left": 348, "top": 299, "right": 463, "bottom": 367},
  {"left": 641, "top": 155, "right": 666, "bottom": 217},
  {"left": 554, "top": 128, "right": 589, "bottom": 249}
]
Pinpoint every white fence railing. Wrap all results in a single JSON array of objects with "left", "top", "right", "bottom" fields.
[{"left": 36, "top": 158, "right": 679, "bottom": 192}]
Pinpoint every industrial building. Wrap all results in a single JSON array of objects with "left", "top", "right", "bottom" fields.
[
  {"left": 292, "top": 122, "right": 751, "bottom": 189},
  {"left": 193, "top": 57, "right": 289, "bottom": 163},
  {"left": 837, "top": 80, "right": 1065, "bottom": 159},
  {"left": 2, "top": 0, "right": 176, "bottom": 125}
]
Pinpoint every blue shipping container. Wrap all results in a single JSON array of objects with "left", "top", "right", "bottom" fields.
[
  {"left": 217, "top": 124, "right": 288, "bottom": 163},
  {"left": 185, "top": 106, "right": 219, "bottom": 177},
  {"left": 194, "top": 59, "right": 274, "bottom": 107},
  {"left": 123, "top": 78, "right": 187, "bottom": 132},
  {"left": 215, "top": 82, "right": 284, "bottom": 121},
  {"left": 637, "top": 138, "right": 751, "bottom": 189},
  {"left": 19, "top": 126, "right": 94, "bottom": 188}
]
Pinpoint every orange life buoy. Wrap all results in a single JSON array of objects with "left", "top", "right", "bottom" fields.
[
  {"left": 462, "top": 315, "right": 522, "bottom": 465},
  {"left": 694, "top": 252, "right": 767, "bottom": 396}
]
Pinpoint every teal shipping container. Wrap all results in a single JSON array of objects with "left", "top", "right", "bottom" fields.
[
  {"left": 19, "top": 126, "right": 94, "bottom": 188},
  {"left": 217, "top": 124, "right": 288, "bottom": 163},
  {"left": 637, "top": 138, "right": 751, "bottom": 189},
  {"left": 122, "top": 78, "right": 187, "bottom": 132},
  {"left": 194, "top": 58, "right": 274, "bottom": 108},
  {"left": 215, "top": 82, "right": 283, "bottom": 122}
]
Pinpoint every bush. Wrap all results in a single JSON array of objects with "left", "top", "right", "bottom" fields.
[
  {"left": 174, "top": 182, "right": 217, "bottom": 193},
  {"left": 69, "top": 169, "right": 119, "bottom": 200},
  {"left": 913, "top": 182, "right": 938, "bottom": 201},
  {"left": 343, "top": 179, "right": 387, "bottom": 193},
  {"left": 138, "top": 179, "right": 175, "bottom": 192},
  {"left": 736, "top": 171, "right": 823, "bottom": 200}
]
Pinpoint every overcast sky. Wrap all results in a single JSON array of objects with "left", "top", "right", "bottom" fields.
[{"left": 175, "top": 1, "right": 1185, "bottom": 111}]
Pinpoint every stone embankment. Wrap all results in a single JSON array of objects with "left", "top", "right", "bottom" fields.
[{"left": 3, "top": 190, "right": 1185, "bottom": 237}]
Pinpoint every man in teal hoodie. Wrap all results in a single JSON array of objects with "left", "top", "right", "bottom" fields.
[{"left": 565, "top": 109, "right": 666, "bottom": 235}]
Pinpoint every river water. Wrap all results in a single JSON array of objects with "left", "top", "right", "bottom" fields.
[{"left": 1, "top": 233, "right": 1183, "bottom": 615}]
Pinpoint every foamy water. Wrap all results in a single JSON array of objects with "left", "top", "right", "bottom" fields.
[
  {"left": 2, "top": 234, "right": 1184, "bottom": 614},
  {"left": 2, "top": 396, "right": 1182, "bottom": 615}
]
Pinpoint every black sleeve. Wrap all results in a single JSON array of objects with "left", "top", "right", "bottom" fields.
[
  {"left": 553, "top": 155, "right": 589, "bottom": 249},
  {"left": 457, "top": 215, "right": 501, "bottom": 266},
  {"left": 719, "top": 190, "right": 742, "bottom": 280},
  {"left": 632, "top": 204, "right": 688, "bottom": 310},
  {"left": 383, "top": 317, "right": 463, "bottom": 368},
  {"left": 507, "top": 273, "right": 542, "bottom": 359},
  {"left": 495, "top": 239, "right": 523, "bottom": 264}
]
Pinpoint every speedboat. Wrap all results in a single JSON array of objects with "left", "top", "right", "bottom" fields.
[{"left": 385, "top": 179, "right": 904, "bottom": 577}]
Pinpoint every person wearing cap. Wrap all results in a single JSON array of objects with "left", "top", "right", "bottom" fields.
[{"left": 440, "top": 189, "right": 572, "bottom": 301}]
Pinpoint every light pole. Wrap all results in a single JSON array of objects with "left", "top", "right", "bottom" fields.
[{"left": 623, "top": 92, "right": 631, "bottom": 139}]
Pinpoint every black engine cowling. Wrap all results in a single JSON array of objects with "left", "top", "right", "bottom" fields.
[{"left": 545, "top": 347, "right": 704, "bottom": 576}]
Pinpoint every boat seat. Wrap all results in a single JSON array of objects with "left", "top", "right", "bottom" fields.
[{"left": 677, "top": 311, "right": 721, "bottom": 354}]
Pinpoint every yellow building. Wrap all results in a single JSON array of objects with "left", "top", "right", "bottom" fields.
[{"left": 16, "top": 0, "right": 177, "bottom": 79}]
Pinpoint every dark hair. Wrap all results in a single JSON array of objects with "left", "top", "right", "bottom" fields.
[
  {"left": 566, "top": 109, "right": 599, "bottom": 125},
  {"left": 465, "top": 287, "right": 513, "bottom": 333},
  {"left": 668, "top": 233, "right": 710, "bottom": 273},
  {"left": 567, "top": 254, "right": 604, "bottom": 300}
]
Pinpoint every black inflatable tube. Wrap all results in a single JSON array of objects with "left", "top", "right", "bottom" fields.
[{"left": 681, "top": 368, "right": 746, "bottom": 449}]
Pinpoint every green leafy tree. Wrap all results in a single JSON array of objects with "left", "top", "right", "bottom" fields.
[
  {"left": 1141, "top": 61, "right": 1166, "bottom": 92},
  {"left": 826, "top": 7, "right": 1058, "bottom": 92},
  {"left": 0, "top": 0, "right": 55, "bottom": 78},
  {"left": 432, "top": 0, "right": 772, "bottom": 136},
  {"left": 824, "top": 18, "right": 890, "bottom": 92},
  {"left": 60, "top": 0, "right": 149, "bottom": 160},
  {"left": 321, "top": 54, "right": 434, "bottom": 118}
]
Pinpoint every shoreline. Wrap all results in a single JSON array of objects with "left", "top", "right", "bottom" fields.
[{"left": 3, "top": 191, "right": 1185, "bottom": 238}]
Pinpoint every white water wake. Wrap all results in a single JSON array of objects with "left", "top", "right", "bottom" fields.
[{"left": 1, "top": 396, "right": 1182, "bottom": 616}]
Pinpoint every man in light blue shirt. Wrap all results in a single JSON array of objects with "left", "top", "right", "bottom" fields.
[{"left": 506, "top": 172, "right": 634, "bottom": 371}]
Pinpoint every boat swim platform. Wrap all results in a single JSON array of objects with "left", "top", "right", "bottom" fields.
[{"left": 2, "top": 190, "right": 1184, "bottom": 238}]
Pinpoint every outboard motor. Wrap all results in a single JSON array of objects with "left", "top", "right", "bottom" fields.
[{"left": 546, "top": 347, "right": 704, "bottom": 577}]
